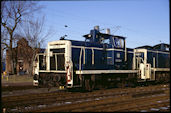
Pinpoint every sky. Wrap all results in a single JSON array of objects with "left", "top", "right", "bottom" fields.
[{"left": 36, "top": 0, "right": 169, "bottom": 48}]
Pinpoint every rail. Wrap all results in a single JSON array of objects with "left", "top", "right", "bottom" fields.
[{"left": 2, "top": 84, "right": 169, "bottom": 112}]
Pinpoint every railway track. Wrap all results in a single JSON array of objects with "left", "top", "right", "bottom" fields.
[{"left": 2, "top": 84, "right": 170, "bottom": 112}]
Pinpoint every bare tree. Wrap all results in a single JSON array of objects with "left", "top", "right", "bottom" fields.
[
  {"left": 19, "top": 16, "right": 54, "bottom": 75},
  {"left": 1, "top": 29, "right": 8, "bottom": 73},
  {"left": 1, "top": 1, "right": 41, "bottom": 74}
]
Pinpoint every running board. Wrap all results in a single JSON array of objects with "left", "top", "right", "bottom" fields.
[
  {"left": 76, "top": 70, "right": 138, "bottom": 75},
  {"left": 151, "top": 68, "right": 170, "bottom": 72}
]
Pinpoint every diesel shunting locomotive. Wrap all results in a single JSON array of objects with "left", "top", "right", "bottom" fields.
[{"left": 33, "top": 26, "right": 170, "bottom": 91}]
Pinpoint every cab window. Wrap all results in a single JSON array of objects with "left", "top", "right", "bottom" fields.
[{"left": 113, "top": 37, "right": 124, "bottom": 48}]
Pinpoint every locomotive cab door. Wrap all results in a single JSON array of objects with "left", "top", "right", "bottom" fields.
[
  {"left": 134, "top": 49, "right": 151, "bottom": 80},
  {"left": 135, "top": 52, "right": 144, "bottom": 70}
]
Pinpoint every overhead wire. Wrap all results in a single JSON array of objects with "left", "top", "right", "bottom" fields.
[
  {"left": 36, "top": 5, "right": 169, "bottom": 47},
  {"left": 44, "top": 7, "right": 121, "bottom": 31}
]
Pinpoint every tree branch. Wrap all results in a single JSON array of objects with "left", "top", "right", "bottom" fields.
[{"left": 1, "top": 42, "right": 9, "bottom": 49}]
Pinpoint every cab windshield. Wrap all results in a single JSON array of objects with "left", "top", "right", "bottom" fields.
[{"left": 112, "top": 37, "right": 125, "bottom": 48}]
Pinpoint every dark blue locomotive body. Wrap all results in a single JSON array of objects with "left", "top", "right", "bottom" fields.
[
  {"left": 136, "top": 43, "right": 170, "bottom": 68},
  {"left": 147, "top": 50, "right": 170, "bottom": 68},
  {"left": 69, "top": 26, "right": 169, "bottom": 71},
  {"left": 70, "top": 37, "right": 134, "bottom": 71},
  {"left": 68, "top": 26, "right": 135, "bottom": 71}
]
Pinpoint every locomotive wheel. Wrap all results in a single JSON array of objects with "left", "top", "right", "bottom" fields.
[
  {"left": 42, "top": 80, "right": 48, "bottom": 87},
  {"left": 84, "top": 77, "right": 94, "bottom": 92},
  {"left": 91, "top": 75, "right": 95, "bottom": 90},
  {"left": 117, "top": 80, "right": 126, "bottom": 88},
  {"left": 85, "top": 79, "right": 91, "bottom": 91},
  {"left": 38, "top": 78, "right": 44, "bottom": 87}
]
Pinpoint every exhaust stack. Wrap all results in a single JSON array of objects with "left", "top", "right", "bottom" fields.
[
  {"left": 94, "top": 26, "right": 99, "bottom": 31},
  {"left": 106, "top": 28, "right": 110, "bottom": 34}
]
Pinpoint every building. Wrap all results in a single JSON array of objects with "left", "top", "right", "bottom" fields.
[{"left": 6, "top": 38, "right": 45, "bottom": 75}]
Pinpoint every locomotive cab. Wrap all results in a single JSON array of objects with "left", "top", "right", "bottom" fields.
[{"left": 84, "top": 26, "right": 126, "bottom": 49}]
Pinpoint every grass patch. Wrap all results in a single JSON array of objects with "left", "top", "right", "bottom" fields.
[{"left": 1, "top": 75, "right": 33, "bottom": 83}]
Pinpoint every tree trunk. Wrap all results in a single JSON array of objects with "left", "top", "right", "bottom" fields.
[
  {"left": 29, "top": 53, "right": 35, "bottom": 76},
  {"left": 1, "top": 48, "right": 3, "bottom": 73},
  {"left": 9, "top": 49, "right": 14, "bottom": 74},
  {"left": 10, "top": 33, "right": 14, "bottom": 74},
  {"left": 29, "top": 63, "right": 33, "bottom": 76}
]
